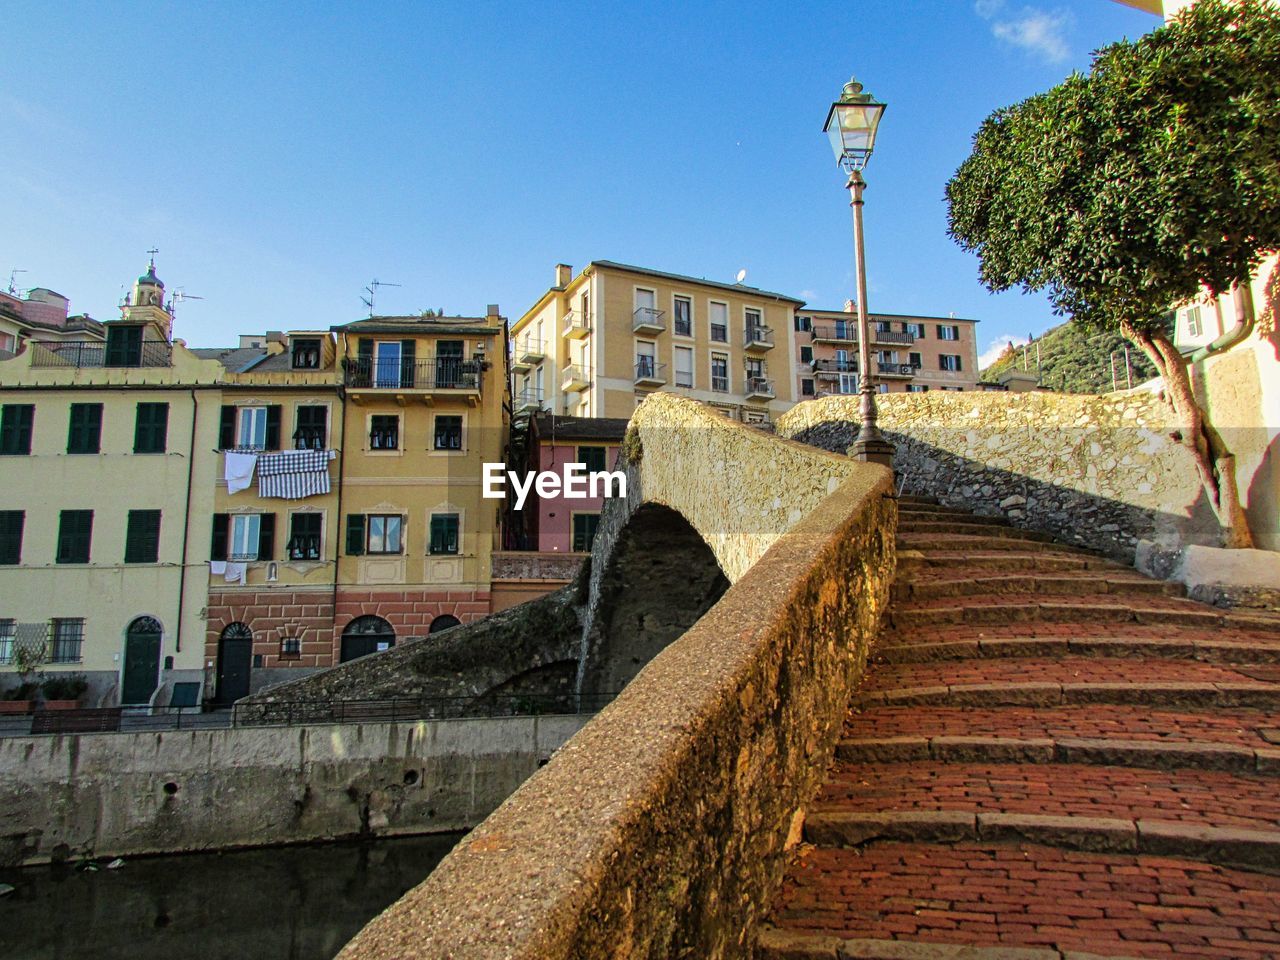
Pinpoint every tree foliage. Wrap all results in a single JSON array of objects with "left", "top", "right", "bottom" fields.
[{"left": 979, "top": 318, "right": 1166, "bottom": 394}]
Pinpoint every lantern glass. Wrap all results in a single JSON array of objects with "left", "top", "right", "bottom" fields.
[{"left": 824, "top": 99, "right": 886, "bottom": 168}]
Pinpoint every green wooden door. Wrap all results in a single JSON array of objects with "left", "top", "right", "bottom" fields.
[{"left": 122, "top": 617, "right": 162, "bottom": 705}]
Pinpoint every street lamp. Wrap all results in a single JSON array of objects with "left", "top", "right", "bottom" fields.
[{"left": 824, "top": 76, "right": 894, "bottom": 467}]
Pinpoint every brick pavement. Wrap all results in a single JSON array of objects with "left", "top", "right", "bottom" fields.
[{"left": 759, "top": 497, "right": 1280, "bottom": 960}]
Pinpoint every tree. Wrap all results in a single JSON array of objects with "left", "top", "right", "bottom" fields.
[{"left": 946, "top": 0, "right": 1280, "bottom": 547}]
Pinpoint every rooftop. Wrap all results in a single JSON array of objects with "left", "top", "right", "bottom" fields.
[
  {"left": 333, "top": 315, "right": 503, "bottom": 335},
  {"left": 533, "top": 413, "right": 630, "bottom": 443},
  {"left": 589, "top": 261, "right": 806, "bottom": 305}
]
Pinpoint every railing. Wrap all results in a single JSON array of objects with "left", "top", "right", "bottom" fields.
[
  {"left": 515, "top": 389, "right": 545, "bottom": 412},
  {"left": 561, "top": 363, "right": 590, "bottom": 391},
  {"left": 673, "top": 314, "right": 692, "bottom": 337},
  {"left": 744, "top": 376, "right": 775, "bottom": 398},
  {"left": 877, "top": 362, "right": 918, "bottom": 376},
  {"left": 743, "top": 325, "right": 774, "bottom": 349},
  {"left": 710, "top": 323, "right": 728, "bottom": 343},
  {"left": 632, "top": 306, "right": 666, "bottom": 332},
  {"left": 28, "top": 340, "right": 173, "bottom": 368},
  {"left": 872, "top": 328, "right": 915, "bottom": 345},
  {"left": 519, "top": 337, "right": 545, "bottom": 360},
  {"left": 812, "top": 358, "right": 859, "bottom": 376},
  {"left": 0, "top": 692, "right": 620, "bottom": 738},
  {"left": 711, "top": 374, "right": 729, "bottom": 392},
  {"left": 634, "top": 359, "right": 666, "bottom": 383},
  {"left": 562, "top": 310, "right": 590, "bottom": 337},
  {"left": 343, "top": 357, "right": 482, "bottom": 390},
  {"left": 811, "top": 323, "right": 857, "bottom": 343}
]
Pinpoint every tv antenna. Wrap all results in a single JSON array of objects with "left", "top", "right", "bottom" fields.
[
  {"left": 6, "top": 269, "right": 27, "bottom": 296},
  {"left": 734, "top": 268, "right": 747, "bottom": 284},
  {"left": 362, "top": 278, "right": 401, "bottom": 317},
  {"left": 169, "top": 288, "right": 205, "bottom": 319}
]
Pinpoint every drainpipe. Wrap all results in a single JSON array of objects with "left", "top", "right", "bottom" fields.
[
  {"left": 331, "top": 375, "right": 347, "bottom": 654},
  {"left": 1188, "top": 283, "right": 1256, "bottom": 365},
  {"left": 175, "top": 387, "right": 199, "bottom": 653}
]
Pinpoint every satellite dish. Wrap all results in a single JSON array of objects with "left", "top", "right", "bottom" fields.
[{"left": 735, "top": 269, "right": 747, "bottom": 284}]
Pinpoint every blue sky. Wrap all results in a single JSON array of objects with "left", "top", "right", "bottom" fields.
[{"left": 2, "top": 1, "right": 1157, "bottom": 366}]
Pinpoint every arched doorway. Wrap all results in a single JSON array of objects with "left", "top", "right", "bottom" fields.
[
  {"left": 429, "top": 614, "right": 461, "bottom": 634},
  {"left": 215, "top": 622, "right": 254, "bottom": 706},
  {"left": 340, "top": 616, "right": 395, "bottom": 662},
  {"left": 122, "top": 616, "right": 163, "bottom": 706}
]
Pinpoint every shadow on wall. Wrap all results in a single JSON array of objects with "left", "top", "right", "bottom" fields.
[{"left": 788, "top": 422, "right": 1222, "bottom": 563}]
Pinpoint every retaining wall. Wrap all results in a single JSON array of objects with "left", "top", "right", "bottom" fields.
[{"left": 0, "top": 713, "right": 588, "bottom": 867}]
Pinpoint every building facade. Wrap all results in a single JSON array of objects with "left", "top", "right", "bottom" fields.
[
  {"left": 793, "top": 304, "right": 980, "bottom": 400},
  {"left": 512, "top": 261, "right": 802, "bottom": 424}
]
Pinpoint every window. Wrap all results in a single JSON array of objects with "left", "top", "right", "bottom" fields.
[
  {"left": 51, "top": 619, "right": 84, "bottom": 663},
  {"left": 877, "top": 383, "right": 889, "bottom": 394},
  {"left": 288, "top": 405, "right": 325, "bottom": 450},
  {"left": 800, "top": 345, "right": 813, "bottom": 363},
  {"left": 578, "top": 446, "right": 607, "bottom": 473},
  {"left": 875, "top": 320, "right": 892, "bottom": 334},
  {"left": 635, "top": 341, "right": 657, "bottom": 379},
  {"left": 745, "top": 307, "right": 763, "bottom": 336},
  {"left": 291, "top": 337, "right": 321, "bottom": 369},
  {"left": 436, "top": 340, "right": 464, "bottom": 388},
  {"left": 125, "top": 510, "right": 162, "bottom": 563},
  {"left": 794, "top": 315, "right": 812, "bottom": 333},
  {"left": 287, "top": 512, "right": 322, "bottom": 560},
  {"left": 104, "top": 325, "right": 143, "bottom": 367},
  {"left": 368, "top": 514, "right": 404, "bottom": 554},
  {"left": 429, "top": 513, "right": 460, "bottom": 555},
  {"left": 838, "top": 373, "right": 858, "bottom": 394},
  {"left": 711, "top": 353, "right": 729, "bottom": 392},
  {"left": 434, "top": 415, "right": 463, "bottom": 450},
  {"left": 834, "top": 319, "right": 853, "bottom": 340},
  {"left": 801, "top": 378, "right": 815, "bottom": 397},
  {"left": 908, "top": 352, "right": 923, "bottom": 369},
  {"left": 1186, "top": 306, "right": 1203, "bottom": 338},
  {"left": 674, "top": 346, "right": 694, "bottom": 388},
  {"left": 673, "top": 296, "right": 692, "bottom": 336},
  {"left": 0, "top": 404, "right": 34, "bottom": 455},
  {"left": 213, "top": 513, "right": 275, "bottom": 562},
  {"left": 134, "top": 402, "right": 169, "bottom": 453},
  {"left": 374, "top": 340, "right": 404, "bottom": 388},
  {"left": 572, "top": 513, "right": 600, "bottom": 552},
  {"left": 0, "top": 620, "right": 12, "bottom": 664},
  {"left": 370, "top": 414, "right": 399, "bottom": 450},
  {"left": 56, "top": 510, "right": 93, "bottom": 564},
  {"left": 0, "top": 511, "right": 23, "bottom": 564},
  {"left": 940, "top": 354, "right": 963, "bottom": 372},
  {"left": 220, "top": 405, "right": 281, "bottom": 450},
  {"left": 938, "top": 324, "right": 960, "bottom": 341},
  {"left": 67, "top": 403, "right": 103, "bottom": 454},
  {"left": 279, "top": 636, "right": 302, "bottom": 659},
  {"left": 905, "top": 323, "right": 926, "bottom": 338},
  {"left": 907, "top": 384, "right": 930, "bottom": 393},
  {"left": 710, "top": 302, "right": 728, "bottom": 342}
]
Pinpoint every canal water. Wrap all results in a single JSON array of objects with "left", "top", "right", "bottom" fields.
[{"left": 0, "top": 833, "right": 462, "bottom": 960}]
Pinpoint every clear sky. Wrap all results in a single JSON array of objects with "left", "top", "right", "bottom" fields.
[{"left": 2, "top": 1, "right": 1157, "bottom": 366}]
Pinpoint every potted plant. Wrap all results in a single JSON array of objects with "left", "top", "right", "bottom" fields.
[
  {"left": 0, "top": 681, "right": 38, "bottom": 714},
  {"left": 40, "top": 673, "right": 88, "bottom": 710},
  {"left": 1, "top": 637, "right": 48, "bottom": 714}
]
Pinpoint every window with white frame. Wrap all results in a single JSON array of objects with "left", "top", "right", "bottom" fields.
[
  {"left": 238, "top": 407, "right": 268, "bottom": 449},
  {"left": 938, "top": 324, "right": 960, "bottom": 341},
  {"left": 905, "top": 322, "right": 926, "bottom": 338},
  {"left": 367, "top": 515, "right": 403, "bottom": 554},
  {"left": 940, "top": 354, "right": 963, "bottom": 372},
  {"left": 230, "top": 514, "right": 262, "bottom": 561},
  {"left": 838, "top": 373, "right": 858, "bottom": 394},
  {"left": 674, "top": 346, "right": 693, "bottom": 387},
  {"left": 1185, "top": 306, "right": 1203, "bottom": 338},
  {"left": 0, "top": 619, "right": 13, "bottom": 664}
]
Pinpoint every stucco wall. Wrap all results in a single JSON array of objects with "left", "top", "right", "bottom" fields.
[
  {"left": 779, "top": 390, "right": 1216, "bottom": 560},
  {"left": 0, "top": 713, "right": 587, "bottom": 867}
]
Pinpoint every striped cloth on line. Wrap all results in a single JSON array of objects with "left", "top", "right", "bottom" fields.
[{"left": 257, "top": 449, "right": 333, "bottom": 499}]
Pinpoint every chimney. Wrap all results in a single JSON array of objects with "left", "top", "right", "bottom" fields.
[
  {"left": 487, "top": 304, "right": 500, "bottom": 317},
  {"left": 555, "top": 264, "right": 573, "bottom": 288},
  {"left": 844, "top": 299, "right": 857, "bottom": 314}
]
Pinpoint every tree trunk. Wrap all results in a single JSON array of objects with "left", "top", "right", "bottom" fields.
[{"left": 1120, "top": 320, "right": 1254, "bottom": 549}]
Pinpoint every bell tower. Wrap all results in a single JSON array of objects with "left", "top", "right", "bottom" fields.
[{"left": 118, "top": 249, "right": 173, "bottom": 341}]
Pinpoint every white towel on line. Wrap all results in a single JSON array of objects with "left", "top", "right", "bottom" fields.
[
  {"left": 223, "top": 561, "right": 247, "bottom": 584},
  {"left": 224, "top": 451, "right": 258, "bottom": 495},
  {"left": 209, "top": 560, "right": 227, "bottom": 576}
]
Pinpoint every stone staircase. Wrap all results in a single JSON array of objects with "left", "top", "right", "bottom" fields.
[{"left": 759, "top": 496, "right": 1280, "bottom": 960}]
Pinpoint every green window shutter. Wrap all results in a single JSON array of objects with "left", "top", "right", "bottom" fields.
[
  {"left": 1, "top": 405, "right": 34, "bottom": 455},
  {"left": 400, "top": 339, "right": 416, "bottom": 387},
  {"left": 573, "top": 514, "right": 601, "bottom": 552},
  {"left": 67, "top": 403, "right": 103, "bottom": 454},
  {"left": 134, "top": 402, "right": 169, "bottom": 453},
  {"left": 125, "top": 510, "right": 162, "bottom": 563},
  {"left": 0, "top": 510, "right": 24, "bottom": 565},
  {"left": 264, "top": 405, "right": 282, "bottom": 451},
  {"left": 345, "top": 514, "right": 366, "bottom": 556},
  {"left": 218, "top": 406, "right": 236, "bottom": 450},
  {"left": 210, "top": 513, "right": 229, "bottom": 561},
  {"left": 256, "top": 513, "right": 276, "bottom": 560},
  {"left": 578, "top": 446, "right": 607, "bottom": 473},
  {"left": 56, "top": 510, "right": 93, "bottom": 564}
]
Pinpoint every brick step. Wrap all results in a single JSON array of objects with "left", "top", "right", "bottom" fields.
[
  {"left": 815, "top": 761, "right": 1280, "bottom": 831},
  {"left": 888, "top": 593, "right": 1280, "bottom": 632},
  {"left": 842, "top": 704, "right": 1280, "bottom": 752},
  {"left": 836, "top": 735, "right": 1280, "bottom": 776},
  {"left": 897, "top": 534, "right": 1092, "bottom": 555},
  {"left": 854, "top": 682, "right": 1280, "bottom": 712},
  {"left": 897, "top": 549, "right": 1114, "bottom": 573},
  {"left": 896, "top": 495, "right": 940, "bottom": 505},
  {"left": 862, "top": 654, "right": 1264, "bottom": 691},
  {"left": 877, "top": 633, "right": 1280, "bottom": 665},
  {"left": 762, "top": 843, "right": 1280, "bottom": 958},
  {"left": 898, "top": 509, "right": 1012, "bottom": 526},
  {"left": 892, "top": 571, "right": 1183, "bottom": 603},
  {"left": 897, "top": 521, "right": 1055, "bottom": 540}
]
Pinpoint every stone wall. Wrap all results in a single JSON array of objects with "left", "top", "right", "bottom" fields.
[
  {"left": 0, "top": 714, "right": 588, "bottom": 867},
  {"left": 779, "top": 390, "right": 1213, "bottom": 561},
  {"left": 336, "top": 460, "right": 896, "bottom": 960}
]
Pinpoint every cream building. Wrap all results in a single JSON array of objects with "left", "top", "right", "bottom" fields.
[{"left": 513, "top": 261, "right": 802, "bottom": 423}]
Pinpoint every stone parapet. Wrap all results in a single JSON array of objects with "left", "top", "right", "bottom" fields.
[{"left": 490, "top": 551, "right": 586, "bottom": 582}]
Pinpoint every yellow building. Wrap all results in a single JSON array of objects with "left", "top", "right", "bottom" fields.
[
  {"left": 513, "top": 262, "right": 801, "bottom": 423},
  {"left": 331, "top": 309, "right": 509, "bottom": 657},
  {"left": 0, "top": 262, "right": 223, "bottom": 707}
]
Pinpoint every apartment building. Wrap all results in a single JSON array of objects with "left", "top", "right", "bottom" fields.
[
  {"left": 512, "top": 261, "right": 802, "bottom": 423},
  {"left": 793, "top": 304, "right": 980, "bottom": 399},
  {"left": 0, "top": 286, "right": 104, "bottom": 359},
  {"left": 0, "top": 263, "right": 222, "bottom": 708}
]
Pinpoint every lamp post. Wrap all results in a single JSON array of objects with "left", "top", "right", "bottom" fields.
[{"left": 824, "top": 76, "right": 894, "bottom": 467}]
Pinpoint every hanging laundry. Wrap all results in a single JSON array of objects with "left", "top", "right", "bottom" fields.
[
  {"left": 223, "top": 561, "right": 247, "bottom": 584},
  {"left": 257, "top": 448, "right": 333, "bottom": 499},
  {"left": 209, "top": 560, "right": 227, "bottom": 576},
  {"left": 224, "top": 451, "right": 259, "bottom": 495}
]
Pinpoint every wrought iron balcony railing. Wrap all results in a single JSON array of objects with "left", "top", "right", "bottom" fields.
[
  {"left": 28, "top": 340, "right": 173, "bottom": 368},
  {"left": 343, "top": 357, "right": 482, "bottom": 390},
  {"left": 877, "top": 362, "right": 918, "bottom": 377},
  {"left": 634, "top": 358, "right": 667, "bottom": 384},
  {"left": 743, "top": 325, "right": 775, "bottom": 350},
  {"left": 811, "top": 358, "right": 859, "bottom": 376},
  {"left": 744, "top": 376, "right": 775, "bottom": 399}
]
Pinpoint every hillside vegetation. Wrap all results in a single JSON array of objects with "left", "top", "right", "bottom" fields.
[{"left": 980, "top": 317, "right": 1169, "bottom": 394}]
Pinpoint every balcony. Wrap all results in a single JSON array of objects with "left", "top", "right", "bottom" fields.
[
  {"left": 634, "top": 358, "right": 667, "bottom": 387},
  {"left": 343, "top": 357, "right": 483, "bottom": 405},
  {"left": 632, "top": 306, "right": 666, "bottom": 334},
  {"left": 561, "top": 363, "right": 590, "bottom": 392},
  {"left": 562, "top": 310, "right": 590, "bottom": 339},
  {"left": 743, "top": 325, "right": 775, "bottom": 352},
  {"left": 810, "top": 323, "right": 858, "bottom": 344},
  {"left": 515, "top": 389, "right": 545, "bottom": 414},
  {"left": 873, "top": 327, "right": 915, "bottom": 346},
  {"left": 518, "top": 337, "right": 545, "bottom": 365},
  {"left": 811, "top": 359, "right": 859, "bottom": 379},
  {"left": 744, "top": 376, "right": 775, "bottom": 401},
  {"left": 877, "top": 362, "right": 918, "bottom": 379},
  {"left": 28, "top": 339, "right": 172, "bottom": 368}
]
